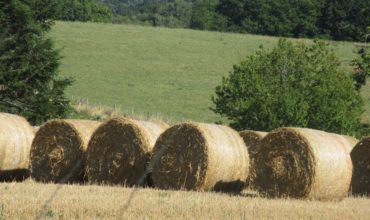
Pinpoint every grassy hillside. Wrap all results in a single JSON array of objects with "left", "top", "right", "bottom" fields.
[
  {"left": 1, "top": 181, "right": 369, "bottom": 219},
  {"left": 51, "top": 22, "right": 370, "bottom": 124}
]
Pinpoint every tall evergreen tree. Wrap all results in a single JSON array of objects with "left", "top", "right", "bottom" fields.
[{"left": 0, "top": 0, "right": 72, "bottom": 125}]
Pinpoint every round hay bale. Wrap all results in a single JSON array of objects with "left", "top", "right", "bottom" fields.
[
  {"left": 32, "top": 126, "right": 39, "bottom": 134},
  {"left": 151, "top": 123, "right": 250, "bottom": 192},
  {"left": 254, "top": 127, "right": 357, "bottom": 200},
  {"left": 0, "top": 113, "right": 34, "bottom": 181},
  {"left": 239, "top": 130, "right": 268, "bottom": 151},
  {"left": 351, "top": 136, "right": 370, "bottom": 196},
  {"left": 30, "top": 119, "right": 100, "bottom": 183},
  {"left": 86, "top": 117, "right": 169, "bottom": 186},
  {"left": 340, "top": 135, "right": 359, "bottom": 152},
  {"left": 239, "top": 130, "right": 268, "bottom": 188}
]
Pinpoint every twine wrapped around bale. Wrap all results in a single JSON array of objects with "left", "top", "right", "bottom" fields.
[
  {"left": 30, "top": 119, "right": 100, "bottom": 183},
  {"left": 239, "top": 130, "right": 268, "bottom": 188},
  {"left": 254, "top": 127, "right": 357, "bottom": 200},
  {"left": 86, "top": 117, "right": 169, "bottom": 186},
  {"left": 0, "top": 113, "right": 34, "bottom": 181},
  {"left": 151, "top": 123, "right": 250, "bottom": 192},
  {"left": 351, "top": 136, "right": 370, "bottom": 196}
]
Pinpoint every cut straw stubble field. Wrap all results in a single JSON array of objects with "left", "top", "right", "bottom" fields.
[{"left": 1, "top": 181, "right": 370, "bottom": 219}]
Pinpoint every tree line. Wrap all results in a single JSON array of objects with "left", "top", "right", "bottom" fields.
[
  {"left": 43, "top": 0, "right": 369, "bottom": 41},
  {"left": 57, "top": 0, "right": 112, "bottom": 22},
  {"left": 100, "top": 0, "right": 370, "bottom": 41}
]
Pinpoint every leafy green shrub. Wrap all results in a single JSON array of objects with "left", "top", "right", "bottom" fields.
[{"left": 212, "top": 39, "right": 364, "bottom": 135}]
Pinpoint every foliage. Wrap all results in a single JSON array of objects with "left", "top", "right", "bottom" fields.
[
  {"left": 102, "top": 0, "right": 370, "bottom": 41},
  {"left": 190, "top": 0, "right": 227, "bottom": 31},
  {"left": 0, "top": 0, "right": 72, "bottom": 125},
  {"left": 212, "top": 39, "right": 364, "bottom": 135},
  {"left": 24, "top": 0, "right": 59, "bottom": 30},
  {"left": 108, "top": 0, "right": 193, "bottom": 28},
  {"left": 56, "top": 0, "right": 112, "bottom": 22},
  {"left": 352, "top": 47, "right": 370, "bottom": 91},
  {"left": 352, "top": 27, "right": 370, "bottom": 91},
  {"left": 318, "top": 0, "right": 370, "bottom": 41},
  {"left": 216, "top": 0, "right": 370, "bottom": 40}
]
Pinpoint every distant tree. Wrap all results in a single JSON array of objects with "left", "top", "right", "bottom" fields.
[
  {"left": 352, "top": 48, "right": 370, "bottom": 91},
  {"left": 318, "top": 0, "right": 370, "bottom": 41},
  {"left": 56, "top": 0, "right": 112, "bottom": 22},
  {"left": 100, "top": 0, "right": 370, "bottom": 41},
  {"left": 215, "top": 0, "right": 244, "bottom": 31},
  {"left": 190, "top": 0, "right": 227, "bottom": 31},
  {"left": 216, "top": 0, "right": 321, "bottom": 37},
  {"left": 0, "top": 0, "right": 72, "bottom": 125},
  {"left": 103, "top": 0, "right": 194, "bottom": 28},
  {"left": 134, "top": 0, "right": 193, "bottom": 28},
  {"left": 351, "top": 27, "right": 370, "bottom": 90},
  {"left": 212, "top": 39, "right": 363, "bottom": 135}
]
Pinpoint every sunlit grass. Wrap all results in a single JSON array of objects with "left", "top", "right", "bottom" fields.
[{"left": 50, "top": 21, "right": 370, "bottom": 124}]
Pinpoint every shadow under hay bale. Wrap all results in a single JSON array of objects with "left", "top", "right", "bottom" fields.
[
  {"left": 0, "top": 113, "right": 34, "bottom": 181},
  {"left": 351, "top": 136, "right": 370, "bottom": 196},
  {"left": 254, "top": 127, "right": 358, "bottom": 200},
  {"left": 239, "top": 130, "right": 268, "bottom": 189},
  {"left": 151, "top": 123, "right": 250, "bottom": 193},
  {"left": 0, "top": 169, "right": 30, "bottom": 182},
  {"left": 30, "top": 119, "right": 100, "bottom": 183},
  {"left": 86, "top": 117, "right": 169, "bottom": 186}
]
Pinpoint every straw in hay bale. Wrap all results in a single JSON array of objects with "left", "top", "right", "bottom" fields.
[
  {"left": 0, "top": 113, "right": 34, "bottom": 181},
  {"left": 239, "top": 130, "right": 268, "bottom": 188},
  {"left": 254, "top": 127, "right": 357, "bottom": 200},
  {"left": 351, "top": 136, "right": 370, "bottom": 195},
  {"left": 151, "top": 123, "right": 250, "bottom": 192},
  {"left": 86, "top": 117, "right": 169, "bottom": 186},
  {"left": 30, "top": 119, "right": 100, "bottom": 183},
  {"left": 32, "top": 126, "right": 39, "bottom": 134},
  {"left": 239, "top": 130, "right": 268, "bottom": 152}
]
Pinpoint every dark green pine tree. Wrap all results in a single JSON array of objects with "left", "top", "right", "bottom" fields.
[{"left": 0, "top": 0, "right": 73, "bottom": 125}]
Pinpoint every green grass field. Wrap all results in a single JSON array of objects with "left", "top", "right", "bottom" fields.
[{"left": 50, "top": 21, "right": 370, "bottom": 124}]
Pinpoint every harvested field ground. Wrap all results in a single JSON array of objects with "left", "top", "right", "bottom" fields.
[
  {"left": 0, "top": 181, "right": 369, "bottom": 219},
  {"left": 50, "top": 22, "right": 370, "bottom": 124}
]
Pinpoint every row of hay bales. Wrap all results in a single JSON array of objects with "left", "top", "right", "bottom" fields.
[{"left": 1, "top": 112, "right": 370, "bottom": 200}]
